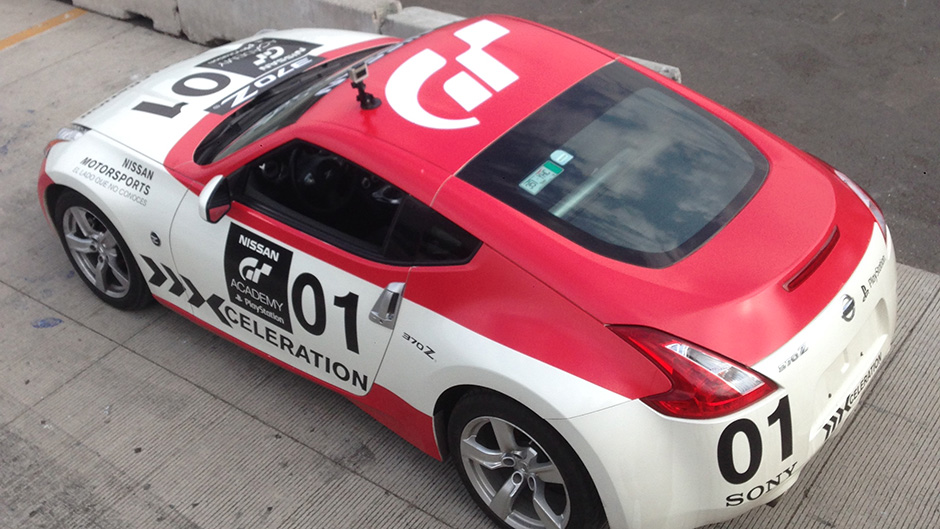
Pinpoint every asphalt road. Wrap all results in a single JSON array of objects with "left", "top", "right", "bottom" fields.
[{"left": 410, "top": 0, "right": 940, "bottom": 275}]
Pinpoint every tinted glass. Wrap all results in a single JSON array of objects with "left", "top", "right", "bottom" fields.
[
  {"left": 459, "top": 62, "right": 768, "bottom": 268},
  {"left": 196, "top": 47, "right": 387, "bottom": 164},
  {"left": 386, "top": 197, "right": 482, "bottom": 265},
  {"left": 232, "top": 142, "right": 479, "bottom": 266},
  {"left": 233, "top": 141, "right": 401, "bottom": 259}
]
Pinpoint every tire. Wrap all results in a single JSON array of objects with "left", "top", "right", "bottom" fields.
[
  {"left": 448, "top": 391, "right": 606, "bottom": 529},
  {"left": 54, "top": 191, "right": 152, "bottom": 310}
]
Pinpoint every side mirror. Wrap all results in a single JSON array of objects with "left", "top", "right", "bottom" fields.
[{"left": 198, "top": 175, "right": 231, "bottom": 223}]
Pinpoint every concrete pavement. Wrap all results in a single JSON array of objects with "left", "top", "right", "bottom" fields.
[{"left": 1, "top": 2, "right": 938, "bottom": 528}]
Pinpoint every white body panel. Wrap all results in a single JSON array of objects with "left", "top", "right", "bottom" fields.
[
  {"left": 163, "top": 193, "right": 407, "bottom": 396},
  {"left": 44, "top": 130, "right": 189, "bottom": 274},
  {"left": 74, "top": 29, "right": 387, "bottom": 163},
  {"left": 376, "top": 301, "right": 630, "bottom": 420}
]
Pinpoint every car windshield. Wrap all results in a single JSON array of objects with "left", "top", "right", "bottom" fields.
[
  {"left": 458, "top": 62, "right": 768, "bottom": 268},
  {"left": 195, "top": 46, "right": 388, "bottom": 165}
]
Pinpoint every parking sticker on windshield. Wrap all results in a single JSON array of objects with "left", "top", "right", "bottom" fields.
[
  {"left": 550, "top": 149, "right": 574, "bottom": 166},
  {"left": 519, "top": 160, "right": 563, "bottom": 195}
]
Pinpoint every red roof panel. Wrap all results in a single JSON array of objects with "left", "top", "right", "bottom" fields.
[{"left": 309, "top": 15, "right": 613, "bottom": 174}]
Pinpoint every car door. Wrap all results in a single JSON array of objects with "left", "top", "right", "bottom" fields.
[{"left": 167, "top": 140, "right": 412, "bottom": 396}]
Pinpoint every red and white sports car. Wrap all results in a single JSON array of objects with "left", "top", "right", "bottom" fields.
[{"left": 38, "top": 15, "right": 897, "bottom": 529}]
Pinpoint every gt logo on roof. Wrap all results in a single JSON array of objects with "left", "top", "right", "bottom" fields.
[{"left": 386, "top": 19, "right": 518, "bottom": 130}]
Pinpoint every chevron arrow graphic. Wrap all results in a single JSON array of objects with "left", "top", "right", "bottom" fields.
[
  {"left": 141, "top": 255, "right": 167, "bottom": 287},
  {"left": 162, "top": 266, "right": 186, "bottom": 297}
]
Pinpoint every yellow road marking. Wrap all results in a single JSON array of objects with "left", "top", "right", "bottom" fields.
[{"left": 0, "top": 8, "right": 87, "bottom": 52}]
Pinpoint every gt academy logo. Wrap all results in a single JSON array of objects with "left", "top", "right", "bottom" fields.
[
  {"left": 199, "top": 38, "right": 319, "bottom": 77},
  {"left": 386, "top": 19, "right": 518, "bottom": 130},
  {"left": 225, "top": 225, "right": 293, "bottom": 332},
  {"left": 239, "top": 257, "right": 272, "bottom": 283}
]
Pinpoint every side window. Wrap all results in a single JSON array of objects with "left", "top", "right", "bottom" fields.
[
  {"left": 387, "top": 198, "right": 481, "bottom": 265},
  {"left": 234, "top": 141, "right": 402, "bottom": 258},
  {"left": 232, "top": 141, "right": 480, "bottom": 265}
]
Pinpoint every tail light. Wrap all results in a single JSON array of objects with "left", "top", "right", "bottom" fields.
[
  {"left": 834, "top": 169, "right": 887, "bottom": 241},
  {"left": 610, "top": 326, "right": 776, "bottom": 419}
]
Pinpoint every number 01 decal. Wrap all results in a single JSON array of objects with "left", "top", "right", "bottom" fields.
[
  {"left": 717, "top": 396, "right": 792, "bottom": 484},
  {"left": 132, "top": 72, "right": 232, "bottom": 118},
  {"left": 131, "top": 46, "right": 322, "bottom": 119},
  {"left": 291, "top": 273, "right": 360, "bottom": 354}
]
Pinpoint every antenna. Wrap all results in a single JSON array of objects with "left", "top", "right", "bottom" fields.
[{"left": 349, "top": 63, "right": 381, "bottom": 110}]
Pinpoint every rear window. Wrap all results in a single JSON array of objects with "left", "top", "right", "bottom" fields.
[{"left": 458, "top": 62, "right": 768, "bottom": 268}]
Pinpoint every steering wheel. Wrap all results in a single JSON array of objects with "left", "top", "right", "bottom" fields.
[
  {"left": 254, "top": 158, "right": 287, "bottom": 185},
  {"left": 289, "top": 148, "right": 356, "bottom": 214}
]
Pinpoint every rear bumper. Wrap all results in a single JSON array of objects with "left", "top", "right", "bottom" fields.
[{"left": 755, "top": 224, "right": 897, "bottom": 461}]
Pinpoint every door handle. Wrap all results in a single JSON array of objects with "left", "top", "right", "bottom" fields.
[{"left": 369, "top": 282, "right": 405, "bottom": 329}]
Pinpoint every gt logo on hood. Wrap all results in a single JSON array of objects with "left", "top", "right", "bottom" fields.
[{"left": 386, "top": 19, "right": 518, "bottom": 130}]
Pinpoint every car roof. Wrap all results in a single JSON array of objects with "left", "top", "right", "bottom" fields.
[{"left": 300, "top": 15, "right": 615, "bottom": 176}]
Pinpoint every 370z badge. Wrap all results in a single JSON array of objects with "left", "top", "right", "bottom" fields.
[{"left": 224, "top": 224, "right": 294, "bottom": 332}]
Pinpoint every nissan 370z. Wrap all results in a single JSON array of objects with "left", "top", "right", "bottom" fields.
[{"left": 38, "top": 16, "right": 897, "bottom": 529}]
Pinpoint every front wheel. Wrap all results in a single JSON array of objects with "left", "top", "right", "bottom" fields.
[
  {"left": 448, "top": 391, "right": 606, "bottom": 529},
  {"left": 54, "top": 191, "right": 152, "bottom": 310}
]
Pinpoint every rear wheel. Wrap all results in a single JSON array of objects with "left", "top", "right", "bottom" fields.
[
  {"left": 54, "top": 191, "right": 151, "bottom": 310},
  {"left": 448, "top": 391, "right": 606, "bottom": 529}
]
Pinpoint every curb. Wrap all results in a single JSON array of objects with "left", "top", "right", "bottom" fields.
[{"left": 71, "top": 0, "right": 682, "bottom": 82}]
